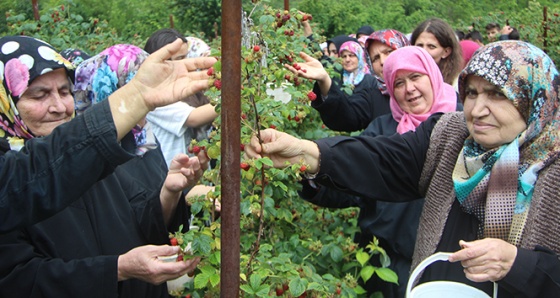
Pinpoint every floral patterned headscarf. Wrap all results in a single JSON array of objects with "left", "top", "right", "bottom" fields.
[
  {"left": 453, "top": 41, "right": 560, "bottom": 245},
  {"left": 59, "top": 48, "right": 91, "bottom": 68},
  {"left": 338, "top": 41, "right": 371, "bottom": 86},
  {"left": 365, "top": 29, "right": 410, "bottom": 95},
  {"left": 185, "top": 37, "right": 211, "bottom": 58},
  {"left": 74, "top": 44, "right": 156, "bottom": 155},
  {"left": 0, "top": 35, "right": 74, "bottom": 149}
]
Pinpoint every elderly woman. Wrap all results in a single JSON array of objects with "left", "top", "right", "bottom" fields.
[
  {"left": 301, "top": 46, "right": 457, "bottom": 297},
  {"left": 288, "top": 30, "right": 412, "bottom": 133},
  {"left": 0, "top": 39, "right": 205, "bottom": 298},
  {"left": 249, "top": 41, "right": 560, "bottom": 296},
  {"left": 338, "top": 40, "right": 371, "bottom": 86}
]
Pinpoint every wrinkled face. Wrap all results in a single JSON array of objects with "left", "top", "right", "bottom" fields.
[
  {"left": 340, "top": 50, "right": 359, "bottom": 73},
  {"left": 368, "top": 41, "right": 394, "bottom": 77},
  {"left": 486, "top": 28, "right": 500, "bottom": 42},
  {"left": 392, "top": 70, "right": 434, "bottom": 115},
  {"left": 328, "top": 43, "right": 338, "bottom": 57},
  {"left": 463, "top": 75, "right": 527, "bottom": 149},
  {"left": 414, "top": 32, "right": 451, "bottom": 64},
  {"left": 16, "top": 68, "right": 74, "bottom": 137},
  {"left": 169, "top": 42, "right": 189, "bottom": 60}
]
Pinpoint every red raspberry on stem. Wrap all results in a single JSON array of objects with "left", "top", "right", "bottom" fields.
[
  {"left": 253, "top": 45, "right": 260, "bottom": 52},
  {"left": 240, "top": 162, "right": 250, "bottom": 171},
  {"left": 307, "top": 91, "right": 317, "bottom": 101},
  {"left": 192, "top": 145, "right": 201, "bottom": 154},
  {"left": 170, "top": 237, "right": 178, "bottom": 246},
  {"left": 207, "top": 67, "right": 214, "bottom": 76},
  {"left": 214, "top": 79, "right": 222, "bottom": 90}
]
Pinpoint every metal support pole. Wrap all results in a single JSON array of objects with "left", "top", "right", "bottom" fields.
[{"left": 220, "top": 0, "right": 241, "bottom": 297}]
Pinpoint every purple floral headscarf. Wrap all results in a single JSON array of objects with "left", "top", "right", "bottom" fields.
[
  {"left": 74, "top": 44, "right": 156, "bottom": 155},
  {"left": 74, "top": 44, "right": 148, "bottom": 114},
  {"left": 0, "top": 35, "right": 74, "bottom": 148}
]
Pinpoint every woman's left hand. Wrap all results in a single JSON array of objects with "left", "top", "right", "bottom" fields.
[{"left": 448, "top": 238, "right": 517, "bottom": 282}]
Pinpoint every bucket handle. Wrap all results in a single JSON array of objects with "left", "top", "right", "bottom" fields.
[{"left": 405, "top": 252, "right": 498, "bottom": 298}]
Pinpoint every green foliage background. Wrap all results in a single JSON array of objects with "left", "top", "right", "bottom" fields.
[{"left": 2, "top": 0, "right": 560, "bottom": 59}]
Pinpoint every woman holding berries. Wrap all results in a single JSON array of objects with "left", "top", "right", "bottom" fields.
[
  {"left": 299, "top": 46, "right": 458, "bottom": 298},
  {"left": 249, "top": 41, "right": 560, "bottom": 297},
  {"left": 0, "top": 40, "right": 206, "bottom": 298}
]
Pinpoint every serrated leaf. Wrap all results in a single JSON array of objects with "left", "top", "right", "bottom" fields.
[
  {"left": 356, "top": 251, "right": 370, "bottom": 266},
  {"left": 240, "top": 284, "right": 255, "bottom": 295},
  {"left": 255, "top": 284, "right": 271, "bottom": 297},
  {"left": 260, "top": 157, "right": 274, "bottom": 167},
  {"left": 307, "top": 281, "right": 324, "bottom": 291},
  {"left": 250, "top": 273, "right": 263, "bottom": 288},
  {"left": 329, "top": 245, "right": 343, "bottom": 262},
  {"left": 289, "top": 278, "right": 308, "bottom": 296},
  {"left": 360, "top": 265, "right": 375, "bottom": 282},
  {"left": 194, "top": 272, "right": 209, "bottom": 289},
  {"left": 376, "top": 267, "right": 399, "bottom": 284},
  {"left": 209, "top": 273, "right": 220, "bottom": 287}
]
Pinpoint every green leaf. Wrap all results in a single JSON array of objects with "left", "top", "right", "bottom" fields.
[
  {"left": 194, "top": 272, "right": 209, "bottom": 289},
  {"left": 249, "top": 273, "right": 263, "bottom": 288},
  {"left": 329, "top": 245, "right": 343, "bottom": 262},
  {"left": 255, "top": 284, "right": 271, "bottom": 297},
  {"left": 240, "top": 284, "right": 255, "bottom": 295},
  {"left": 356, "top": 250, "right": 370, "bottom": 266},
  {"left": 209, "top": 273, "right": 220, "bottom": 287},
  {"left": 376, "top": 267, "right": 399, "bottom": 284},
  {"left": 289, "top": 278, "right": 308, "bottom": 296},
  {"left": 260, "top": 157, "right": 274, "bottom": 167},
  {"left": 354, "top": 285, "right": 368, "bottom": 295},
  {"left": 360, "top": 265, "right": 375, "bottom": 282}
]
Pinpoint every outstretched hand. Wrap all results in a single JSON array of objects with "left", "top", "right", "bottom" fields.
[
  {"left": 165, "top": 153, "right": 206, "bottom": 192},
  {"left": 117, "top": 245, "right": 200, "bottom": 285},
  {"left": 245, "top": 128, "right": 320, "bottom": 173},
  {"left": 130, "top": 39, "right": 217, "bottom": 111},
  {"left": 448, "top": 238, "right": 517, "bottom": 282},
  {"left": 284, "top": 51, "right": 329, "bottom": 82}
]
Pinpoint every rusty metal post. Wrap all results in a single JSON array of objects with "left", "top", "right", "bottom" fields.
[
  {"left": 220, "top": 0, "right": 241, "bottom": 297},
  {"left": 284, "top": 0, "right": 289, "bottom": 11},
  {"left": 32, "top": 0, "right": 40, "bottom": 20}
]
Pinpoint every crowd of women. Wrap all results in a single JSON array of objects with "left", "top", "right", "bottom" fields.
[{"left": 0, "top": 11, "right": 558, "bottom": 298}]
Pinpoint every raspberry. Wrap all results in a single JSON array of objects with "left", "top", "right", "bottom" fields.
[
  {"left": 192, "top": 145, "right": 201, "bottom": 154},
  {"left": 300, "top": 165, "right": 307, "bottom": 172},
  {"left": 253, "top": 45, "right": 260, "bottom": 52},
  {"left": 213, "top": 79, "right": 222, "bottom": 90},
  {"left": 170, "top": 237, "right": 178, "bottom": 246},
  {"left": 240, "top": 162, "right": 250, "bottom": 171},
  {"left": 207, "top": 67, "right": 214, "bottom": 76},
  {"left": 307, "top": 91, "right": 317, "bottom": 101}
]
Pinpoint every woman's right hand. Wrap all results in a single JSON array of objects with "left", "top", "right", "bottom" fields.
[
  {"left": 245, "top": 129, "right": 320, "bottom": 173},
  {"left": 284, "top": 52, "right": 330, "bottom": 83}
]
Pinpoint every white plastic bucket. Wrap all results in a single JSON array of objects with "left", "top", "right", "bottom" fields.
[{"left": 406, "top": 252, "right": 497, "bottom": 298}]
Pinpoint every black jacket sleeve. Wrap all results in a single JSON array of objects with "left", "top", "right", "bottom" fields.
[
  {"left": 0, "top": 100, "right": 133, "bottom": 233},
  {"left": 499, "top": 246, "right": 560, "bottom": 297},
  {"left": 312, "top": 113, "right": 442, "bottom": 202},
  {"left": 311, "top": 75, "right": 391, "bottom": 132}
]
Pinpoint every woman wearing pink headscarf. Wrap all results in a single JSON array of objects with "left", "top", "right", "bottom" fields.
[
  {"left": 298, "top": 46, "right": 459, "bottom": 298},
  {"left": 384, "top": 46, "right": 458, "bottom": 134}
]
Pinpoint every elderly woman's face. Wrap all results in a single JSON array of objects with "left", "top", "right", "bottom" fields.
[
  {"left": 340, "top": 50, "right": 359, "bottom": 73},
  {"left": 368, "top": 41, "right": 394, "bottom": 77},
  {"left": 463, "top": 75, "right": 526, "bottom": 149},
  {"left": 16, "top": 68, "right": 74, "bottom": 137},
  {"left": 393, "top": 70, "right": 434, "bottom": 115}
]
